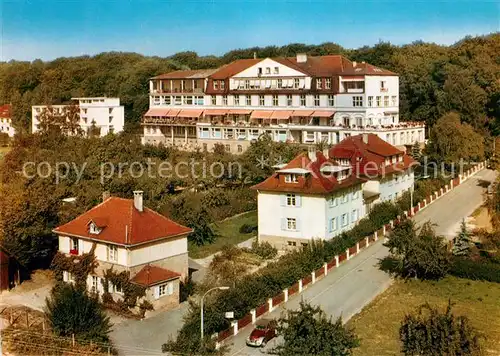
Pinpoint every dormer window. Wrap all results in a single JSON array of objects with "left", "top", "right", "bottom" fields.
[
  {"left": 89, "top": 222, "right": 101, "bottom": 235},
  {"left": 274, "top": 67, "right": 279, "bottom": 74},
  {"left": 285, "top": 174, "right": 298, "bottom": 183}
]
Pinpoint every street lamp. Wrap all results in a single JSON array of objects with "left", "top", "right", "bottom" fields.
[{"left": 200, "top": 286, "right": 230, "bottom": 342}]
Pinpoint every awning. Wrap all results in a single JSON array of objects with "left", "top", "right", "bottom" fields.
[
  {"left": 144, "top": 108, "right": 171, "bottom": 117},
  {"left": 312, "top": 111, "right": 335, "bottom": 117},
  {"left": 271, "top": 110, "right": 293, "bottom": 120},
  {"left": 167, "top": 109, "right": 181, "bottom": 117},
  {"left": 177, "top": 109, "right": 203, "bottom": 118},
  {"left": 204, "top": 109, "right": 228, "bottom": 116},
  {"left": 291, "top": 110, "right": 314, "bottom": 117},
  {"left": 228, "top": 109, "right": 252, "bottom": 115},
  {"left": 250, "top": 111, "right": 274, "bottom": 119}
]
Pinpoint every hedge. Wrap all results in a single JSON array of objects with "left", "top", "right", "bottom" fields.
[{"left": 449, "top": 257, "right": 500, "bottom": 283}]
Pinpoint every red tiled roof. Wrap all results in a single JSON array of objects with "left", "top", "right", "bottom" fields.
[
  {"left": 210, "top": 59, "right": 263, "bottom": 80},
  {"left": 131, "top": 265, "right": 180, "bottom": 287},
  {"left": 151, "top": 69, "right": 218, "bottom": 80},
  {"left": 251, "top": 152, "right": 365, "bottom": 195},
  {"left": 54, "top": 197, "right": 192, "bottom": 246},
  {"left": 0, "top": 104, "right": 11, "bottom": 118}
]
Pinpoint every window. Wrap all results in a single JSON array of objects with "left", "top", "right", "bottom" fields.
[
  {"left": 237, "top": 145, "right": 243, "bottom": 153},
  {"left": 273, "top": 95, "right": 278, "bottom": 106},
  {"left": 213, "top": 81, "right": 218, "bottom": 90},
  {"left": 71, "top": 238, "right": 79, "bottom": 252},
  {"left": 368, "top": 96, "right": 373, "bottom": 107},
  {"left": 92, "top": 276, "right": 99, "bottom": 292},
  {"left": 294, "top": 78, "right": 300, "bottom": 89},
  {"left": 380, "top": 81, "right": 386, "bottom": 91},
  {"left": 259, "top": 95, "right": 265, "bottom": 106},
  {"left": 314, "top": 95, "right": 320, "bottom": 106},
  {"left": 391, "top": 96, "right": 397, "bottom": 106},
  {"left": 265, "top": 67, "right": 271, "bottom": 74},
  {"left": 287, "top": 218, "right": 297, "bottom": 230},
  {"left": 107, "top": 245, "right": 118, "bottom": 262},
  {"left": 63, "top": 271, "right": 74, "bottom": 283},
  {"left": 158, "top": 282, "right": 174, "bottom": 297},
  {"left": 225, "top": 144, "right": 230, "bottom": 152},
  {"left": 274, "top": 67, "right": 279, "bottom": 74},
  {"left": 376, "top": 96, "right": 381, "bottom": 107},
  {"left": 211, "top": 96, "right": 216, "bottom": 105},
  {"left": 234, "top": 95, "right": 240, "bottom": 105},
  {"left": 330, "top": 218, "right": 337, "bottom": 231},
  {"left": 246, "top": 95, "right": 251, "bottom": 106},
  {"left": 352, "top": 96, "right": 363, "bottom": 107},
  {"left": 329, "top": 196, "right": 338, "bottom": 207},
  {"left": 114, "top": 284, "right": 123, "bottom": 294},
  {"left": 89, "top": 223, "right": 101, "bottom": 235},
  {"left": 222, "top": 95, "right": 228, "bottom": 105},
  {"left": 351, "top": 209, "right": 358, "bottom": 222},
  {"left": 258, "top": 67, "right": 262, "bottom": 75},
  {"left": 287, "top": 95, "right": 293, "bottom": 106},
  {"left": 286, "top": 193, "right": 296, "bottom": 206},
  {"left": 384, "top": 96, "right": 389, "bottom": 107},
  {"left": 328, "top": 95, "right": 334, "bottom": 107},
  {"left": 316, "top": 78, "right": 322, "bottom": 89},
  {"left": 287, "top": 241, "right": 297, "bottom": 247},
  {"left": 277, "top": 79, "right": 282, "bottom": 88},
  {"left": 325, "top": 78, "right": 331, "bottom": 89},
  {"left": 342, "top": 194, "right": 349, "bottom": 203},
  {"left": 300, "top": 95, "right": 306, "bottom": 106},
  {"left": 285, "top": 174, "right": 298, "bottom": 183},
  {"left": 341, "top": 213, "right": 348, "bottom": 226}
]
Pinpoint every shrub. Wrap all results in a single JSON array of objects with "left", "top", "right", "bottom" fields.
[
  {"left": 449, "top": 257, "right": 500, "bottom": 283},
  {"left": 249, "top": 240, "right": 278, "bottom": 260},
  {"left": 400, "top": 301, "right": 482, "bottom": 355},
  {"left": 239, "top": 223, "right": 257, "bottom": 234}
]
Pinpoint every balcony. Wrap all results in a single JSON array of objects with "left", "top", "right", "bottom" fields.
[{"left": 152, "top": 88, "right": 204, "bottom": 94}]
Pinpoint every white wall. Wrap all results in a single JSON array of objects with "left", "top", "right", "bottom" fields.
[
  {"left": 129, "top": 237, "right": 188, "bottom": 267},
  {"left": 325, "top": 185, "right": 365, "bottom": 239},
  {"left": 232, "top": 58, "right": 308, "bottom": 79},
  {"left": 0, "top": 118, "right": 15, "bottom": 137}
]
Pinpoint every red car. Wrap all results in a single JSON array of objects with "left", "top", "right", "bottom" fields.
[{"left": 246, "top": 319, "right": 277, "bottom": 347}]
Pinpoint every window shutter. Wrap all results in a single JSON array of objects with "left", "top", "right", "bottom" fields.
[
  {"left": 296, "top": 195, "right": 301, "bottom": 207},
  {"left": 328, "top": 219, "right": 333, "bottom": 233},
  {"left": 168, "top": 282, "right": 174, "bottom": 295},
  {"left": 281, "top": 218, "right": 286, "bottom": 231},
  {"left": 280, "top": 195, "right": 286, "bottom": 207},
  {"left": 296, "top": 219, "right": 301, "bottom": 232},
  {"left": 108, "top": 281, "right": 113, "bottom": 294},
  {"left": 154, "top": 286, "right": 160, "bottom": 300}
]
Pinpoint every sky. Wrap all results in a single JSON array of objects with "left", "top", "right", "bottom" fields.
[{"left": 1, "top": 0, "right": 498, "bottom": 61}]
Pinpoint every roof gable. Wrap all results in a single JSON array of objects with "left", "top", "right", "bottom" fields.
[{"left": 232, "top": 58, "right": 309, "bottom": 78}]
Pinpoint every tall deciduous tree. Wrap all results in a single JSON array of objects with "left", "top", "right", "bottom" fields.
[{"left": 273, "top": 301, "right": 359, "bottom": 356}]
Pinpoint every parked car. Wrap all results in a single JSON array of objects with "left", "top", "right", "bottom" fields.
[{"left": 246, "top": 319, "right": 277, "bottom": 347}]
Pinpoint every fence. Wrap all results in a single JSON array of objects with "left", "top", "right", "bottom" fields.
[{"left": 216, "top": 161, "right": 486, "bottom": 346}]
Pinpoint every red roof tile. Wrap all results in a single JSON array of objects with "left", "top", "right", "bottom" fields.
[
  {"left": 151, "top": 69, "right": 218, "bottom": 80},
  {"left": 54, "top": 197, "right": 192, "bottom": 246},
  {"left": 131, "top": 265, "right": 180, "bottom": 287},
  {"left": 0, "top": 104, "right": 11, "bottom": 118}
]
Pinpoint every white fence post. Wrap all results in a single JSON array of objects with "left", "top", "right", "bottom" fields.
[
  {"left": 311, "top": 271, "right": 316, "bottom": 284},
  {"left": 335, "top": 255, "right": 339, "bottom": 267},
  {"left": 232, "top": 321, "right": 238, "bottom": 335},
  {"left": 250, "top": 309, "right": 256, "bottom": 324},
  {"left": 298, "top": 279, "right": 303, "bottom": 293},
  {"left": 268, "top": 298, "right": 273, "bottom": 312},
  {"left": 324, "top": 262, "right": 328, "bottom": 276},
  {"left": 346, "top": 248, "right": 350, "bottom": 260},
  {"left": 283, "top": 289, "right": 288, "bottom": 303}
]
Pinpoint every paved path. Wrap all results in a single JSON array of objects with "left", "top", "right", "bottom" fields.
[{"left": 226, "top": 169, "right": 497, "bottom": 356}]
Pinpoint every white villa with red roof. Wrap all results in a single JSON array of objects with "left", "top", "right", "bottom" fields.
[
  {"left": 252, "top": 133, "right": 415, "bottom": 249},
  {"left": 142, "top": 54, "right": 425, "bottom": 153},
  {"left": 0, "top": 104, "right": 15, "bottom": 137},
  {"left": 53, "top": 191, "right": 192, "bottom": 311}
]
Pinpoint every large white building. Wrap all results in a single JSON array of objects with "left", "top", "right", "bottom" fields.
[
  {"left": 252, "top": 133, "right": 415, "bottom": 249},
  {"left": 0, "top": 104, "right": 15, "bottom": 137},
  {"left": 142, "top": 54, "right": 425, "bottom": 153},
  {"left": 32, "top": 97, "right": 124, "bottom": 136}
]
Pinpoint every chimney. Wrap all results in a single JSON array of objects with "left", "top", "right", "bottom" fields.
[
  {"left": 133, "top": 191, "right": 143, "bottom": 212},
  {"left": 102, "top": 191, "right": 110, "bottom": 202},
  {"left": 296, "top": 53, "right": 307, "bottom": 63},
  {"left": 353, "top": 61, "right": 357, "bottom": 67},
  {"left": 362, "top": 133, "right": 369, "bottom": 144}
]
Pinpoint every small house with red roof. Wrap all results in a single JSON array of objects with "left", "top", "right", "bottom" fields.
[
  {"left": 252, "top": 133, "right": 416, "bottom": 249},
  {"left": 53, "top": 191, "right": 192, "bottom": 311}
]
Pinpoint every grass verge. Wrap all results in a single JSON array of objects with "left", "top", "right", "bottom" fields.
[
  {"left": 348, "top": 276, "right": 500, "bottom": 355},
  {"left": 188, "top": 210, "right": 257, "bottom": 259}
]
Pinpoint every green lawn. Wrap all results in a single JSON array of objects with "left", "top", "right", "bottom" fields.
[
  {"left": 348, "top": 276, "right": 500, "bottom": 355},
  {"left": 188, "top": 210, "right": 257, "bottom": 259}
]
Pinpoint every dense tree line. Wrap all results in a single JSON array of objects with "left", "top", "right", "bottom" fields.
[{"left": 1, "top": 34, "right": 498, "bottom": 135}]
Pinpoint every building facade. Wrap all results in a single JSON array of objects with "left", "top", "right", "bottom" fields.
[
  {"left": 0, "top": 104, "right": 15, "bottom": 137},
  {"left": 142, "top": 54, "right": 425, "bottom": 153},
  {"left": 32, "top": 97, "right": 124, "bottom": 136},
  {"left": 252, "top": 133, "right": 416, "bottom": 249},
  {"left": 53, "top": 191, "right": 192, "bottom": 312}
]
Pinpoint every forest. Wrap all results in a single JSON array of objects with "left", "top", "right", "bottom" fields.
[{"left": 0, "top": 33, "right": 498, "bottom": 136}]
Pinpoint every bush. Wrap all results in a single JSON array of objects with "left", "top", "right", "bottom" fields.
[
  {"left": 249, "top": 240, "right": 278, "bottom": 260},
  {"left": 449, "top": 257, "right": 500, "bottom": 283},
  {"left": 239, "top": 223, "right": 257, "bottom": 234}
]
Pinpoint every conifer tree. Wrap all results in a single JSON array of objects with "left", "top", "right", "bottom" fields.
[{"left": 452, "top": 219, "right": 472, "bottom": 257}]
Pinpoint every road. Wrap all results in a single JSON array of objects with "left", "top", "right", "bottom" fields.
[{"left": 226, "top": 168, "right": 497, "bottom": 356}]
